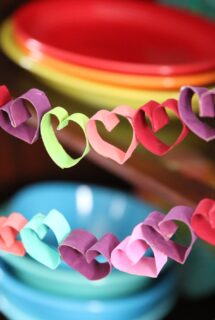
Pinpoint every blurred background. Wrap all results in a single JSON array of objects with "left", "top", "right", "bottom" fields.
[{"left": 0, "top": 0, "right": 214, "bottom": 319}]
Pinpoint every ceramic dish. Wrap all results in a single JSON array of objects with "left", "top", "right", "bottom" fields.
[
  {"left": 15, "top": 32, "right": 215, "bottom": 90},
  {"left": 0, "top": 21, "right": 182, "bottom": 110},
  {"left": 0, "top": 262, "right": 177, "bottom": 320},
  {"left": 13, "top": 0, "right": 215, "bottom": 75},
  {"left": 1, "top": 181, "right": 157, "bottom": 299}
]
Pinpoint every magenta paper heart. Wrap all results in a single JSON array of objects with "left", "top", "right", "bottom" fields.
[
  {"left": 59, "top": 229, "right": 119, "bottom": 280},
  {"left": 111, "top": 222, "right": 168, "bottom": 277},
  {"left": 140, "top": 206, "right": 197, "bottom": 263},
  {"left": 0, "top": 88, "right": 51, "bottom": 143},
  {"left": 179, "top": 86, "right": 215, "bottom": 141},
  {"left": 86, "top": 105, "right": 138, "bottom": 164}
]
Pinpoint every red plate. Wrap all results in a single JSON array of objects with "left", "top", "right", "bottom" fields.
[{"left": 12, "top": 0, "right": 215, "bottom": 75}]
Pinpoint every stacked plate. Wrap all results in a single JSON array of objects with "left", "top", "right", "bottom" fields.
[
  {"left": 1, "top": 0, "right": 215, "bottom": 110},
  {"left": 0, "top": 182, "right": 177, "bottom": 319}
]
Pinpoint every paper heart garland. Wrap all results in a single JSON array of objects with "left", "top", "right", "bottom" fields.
[
  {"left": 0, "top": 88, "right": 51, "bottom": 143},
  {"left": 0, "top": 212, "right": 27, "bottom": 256},
  {"left": 191, "top": 198, "right": 215, "bottom": 246},
  {"left": 111, "top": 225, "right": 168, "bottom": 277},
  {"left": 41, "top": 107, "right": 90, "bottom": 168},
  {"left": 59, "top": 229, "right": 119, "bottom": 280},
  {"left": 179, "top": 86, "right": 215, "bottom": 141},
  {"left": 0, "top": 85, "right": 12, "bottom": 107},
  {"left": 20, "top": 210, "right": 71, "bottom": 269},
  {"left": 140, "top": 206, "right": 196, "bottom": 263},
  {"left": 86, "top": 105, "right": 138, "bottom": 164},
  {"left": 133, "top": 99, "right": 189, "bottom": 155}
]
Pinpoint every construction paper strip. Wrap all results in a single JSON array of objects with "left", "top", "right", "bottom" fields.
[
  {"left": 59, "top": 229, "right": 119, "bottom": 280},
  {"left": 178, "top": 86, "right": 215, "bottom": 141},
  {"left": 0, "top": 88, "right": 51, "bottom": 143},
  {"left": 20, "top": 210, "right": 71, "bottom": 269},
  {"left": 86, "top": 105, "right": 138, "bottom": 164},
  {"left": 0, "top": 212, "right": 27, "bottom": 256},
  {"left": 111, "top": 230, "right": 168, "bottom": 277},
  {"left": 133, "top": 99, "right": 189, "bottom": 155},
  {"left": 0, "top": 85, "right": 12, "bottom": 106},
  {"left": 141, "top": 206, "right": 196, "bottom": 263},
  {"left": 40, "top": 107, "right": 90, "bottom": 169},
  {"left": 191, "top": 198, "right": 215, "bottom": 246}
]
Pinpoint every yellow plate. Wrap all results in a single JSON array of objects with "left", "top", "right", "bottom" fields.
[{"left": 0, "top": 20, "right": 196, "bottom": 111}]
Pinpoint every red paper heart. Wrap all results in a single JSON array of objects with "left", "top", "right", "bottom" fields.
[
  {"left": 191, "top": 198, "right": 215, "bottom": 246},
  {"left": 0, "top": 85, "right": 11, "bottom": 107},
  {"left": 134, "top": 99, "right": 189, "bottom": 155}
]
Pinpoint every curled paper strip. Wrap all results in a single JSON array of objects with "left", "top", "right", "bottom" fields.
[
  {"left": 133, "top": 99, "right": 189, "bottom": 155},
  {"left": 0, "top": 213, "right": 27, "bottom": 256},
  {"left": 86, "top": 105, "right": 138, "bottom": 164},
  {"left": 0, "top": 85, "right": 11, "bottom": 106},
  {"left": 20, "top": 210, "right": 71, "bottom": 269},
  {"left": 111, "top": 228, "right": 168, "bottom": 277},
  {"left": 0, "top": 84, "right": 214, "bottom": 168},
  {"left": 40, "top": 107, "right": 90, "bottom": 169},
  {"left": 191, "top": 198, "right": 215, "bottom": 246},
  {"left": 179, "top": 86, "right": 215, "bottom": 141},
  {"left": 141, "top": 206, "right": 196, "bottom": 263},
  {"left": 0, "top": 88, "right": 51, "bottom": 143},
  {"left": 59, "top": 229, "right": 119, "bottom": 280}
]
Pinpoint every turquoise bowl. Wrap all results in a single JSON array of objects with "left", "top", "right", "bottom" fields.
[{"left": 0, "top": 262, "right": 177, "bottom": 320}]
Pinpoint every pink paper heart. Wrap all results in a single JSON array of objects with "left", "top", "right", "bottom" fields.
[
  {"left": 111, "top": 223, "right": 168, "bottom": 277},
  {"left": 140, "top": 206, "right": 196, "bottom": 263},
  {"left": 0, "top": 212, "right": 27, "bottom": 256},
  {"left": 59, "top": 229, "right": 119, "bottom": 280},
  {"left": 86, "top": 105, "right": 138, "bottom": 164}
]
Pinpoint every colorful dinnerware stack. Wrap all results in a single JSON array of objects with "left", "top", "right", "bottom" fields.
[
  {"left": 1, "top": 0, "right": 215, "bottom": 111},
  {"left": 0, "top": 182, "right": 177, "bottom": 320}
]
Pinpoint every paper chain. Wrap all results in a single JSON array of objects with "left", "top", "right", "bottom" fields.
[
  {"left": 0, "top": 198, "right": 214, "bottom": 280},
  {"left": 0, "top": 85, "right": 214, "bottom": 168}
]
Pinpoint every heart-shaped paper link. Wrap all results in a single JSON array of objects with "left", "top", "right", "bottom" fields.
[
  {"left": 41, "top": 107, "right": 90, "bottom": 169},
  {"left": 0, "top": 85, "right": 12, "bottom": 107},
  {"left": 59, "top": 229, "right": 119, "bottom": 280},
  {"left": 111, "top": 224, "right": 168, "bottom": 277},
  {"left": 86, "top": 105, "right": 138, "bottom": 164},
  {"left": 20, "top": 210, "right": 71, "bottom": 269},
  {"left": 179, "top": 86, "right": 215, "bottom": 141},
  {"left": 0, "top": 212, "right": 27, "bottom": 256},
  {"left": 0, "top": 88, "right": 51, "bottom": 143},
  {"left": 141, "top": 206, "right": 197, "bottom": 264},
  {"left": 191, "top": 198, "right": 215, "bottom": 246},
  {"left": 133, "top": 99, "right": 189, "bottom": 155}
]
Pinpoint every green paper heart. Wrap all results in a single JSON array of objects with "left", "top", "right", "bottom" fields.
[{"left": 40, "top": 107, "right": 90, "bottom": 169}]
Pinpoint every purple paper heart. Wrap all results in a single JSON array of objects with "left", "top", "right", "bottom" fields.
[
  {"left": 0, "top": 88, "right": 51, "bottom": 143},
  {"left": 179, "top": 86, "right": 215, "bottom": 142},
  {"left": 140, "top": 206, "right": 196, "bottom": 264},
  {"left": 59, "top": 229, "right": 119, "bottom": 280}
]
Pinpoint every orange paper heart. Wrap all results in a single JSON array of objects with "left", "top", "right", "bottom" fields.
[{"left": 0, "top": 212, "right": 27, "bottom": 256}]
